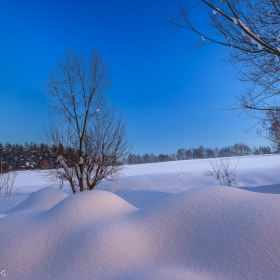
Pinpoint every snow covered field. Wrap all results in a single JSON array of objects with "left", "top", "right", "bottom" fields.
[{"left": 1, "top": 154, "right": 280, "bottom": 279}]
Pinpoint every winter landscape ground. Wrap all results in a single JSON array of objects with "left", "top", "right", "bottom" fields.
[{"left": 1, "top": 154, "right": 280, "bottom": 279}]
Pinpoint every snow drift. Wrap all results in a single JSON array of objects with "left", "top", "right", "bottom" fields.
[
  {"left": 1, "top": 186, "right": 280, "bottom": 279},
  {"left": 6, "top": 187, "right": 69, "bottom": 213}
]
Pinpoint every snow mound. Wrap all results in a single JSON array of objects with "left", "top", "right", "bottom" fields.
[
  {"left": 1, "top": 187, "right": 280, "bottom": 279},
  {"left": 46, "top": 189, "right": 138, "bottom": 223},
  {"left": 6, "top": 187, "right": 69, "bottom": 213},
  {"left": 0, "top": 195, "right": 28, "bottom": 213}
]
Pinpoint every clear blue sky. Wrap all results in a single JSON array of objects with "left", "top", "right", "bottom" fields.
[{"left": 0, "top": 0, "right": 268, "bottom": 154}]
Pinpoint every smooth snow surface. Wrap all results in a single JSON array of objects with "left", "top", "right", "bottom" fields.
[
  {"left": 97, "top": 154, "right": 280, "bottom": 193},
  {"left": 9, "top": 154, "right": 280, "bottom": 195},
  {"left": 1, "top": 187, "right": 280, "bottom": 279},
  {"left": 1, "top": 154, "right": 280, "bottom": 279},
  {"left": 0, "top": 195, "right": 28, "bottom": 213},
  {"left": 6, "top": 187, "right": 69, "bottom": 213},
  {"left": 116, "top": 190, "right": 173, "bottom": 208}
]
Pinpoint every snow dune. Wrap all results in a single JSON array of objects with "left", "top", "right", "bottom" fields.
[
  {"left": 1, "top": 154, "right": 280, "bottom": 279},
  {"left": 6, "top": 187, "right": 69, "bottom": 214},
  {"left": 0, "top": 186, "right": 280, "bottom": 279}
]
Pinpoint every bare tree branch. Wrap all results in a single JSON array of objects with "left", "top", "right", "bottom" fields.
[
  {"left": 207, "top": 157, "right": 239, "bottom": 186},
  {"left": 164, "top": 0, "right": 280, "bottom": 142},
  {"left": 43, "top": 50, "right": 130, "bottom": 193}
]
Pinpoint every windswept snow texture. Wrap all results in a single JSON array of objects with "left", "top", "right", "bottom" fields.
[{"left": 1, "top": 187, "right": 280, "bottom": 279}]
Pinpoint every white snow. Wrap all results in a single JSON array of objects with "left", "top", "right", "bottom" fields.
[
  {"left": 212, "top": 8, "right": 221, "bottom": 15},
  {"left": 231, "top": 17, "right": 238, "bottom": 25},
  {"left": 6, "top": 187, "right": 69, "bottom": 213},
  {"left": 1, "top": 154, "right": 280, "bottom": 279},
  {"left": 98, "top": 154, "right": 280, "bottom": 193},
  {"left": 228, "top": 17, "right": 267, "bottom": 53}
]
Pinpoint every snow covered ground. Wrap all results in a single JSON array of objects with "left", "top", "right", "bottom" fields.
[{"left": 1, "top": 154, "right": 280, "bottom": 279}]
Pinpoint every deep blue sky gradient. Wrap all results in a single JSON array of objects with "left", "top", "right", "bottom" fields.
[{"left": 0, "top": 0, "right": 267, "bottom": 154}]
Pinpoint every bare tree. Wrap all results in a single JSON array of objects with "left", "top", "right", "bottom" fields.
[
  {"left": 207, "top": 157, "right": 239, "bottom": 186},
  {"left": 0, "top": 171, "right": 18, "bottom": 196},
  {"left": 44, "top": 50, "right": 130, "bottom": 193},
  {"left": 165, "top": 0, "right": 280, "bottom": 135}
]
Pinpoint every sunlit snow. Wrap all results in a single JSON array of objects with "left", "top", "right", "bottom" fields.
[{"left": 1, "top": 154, "right": 280, "bottom": 279}]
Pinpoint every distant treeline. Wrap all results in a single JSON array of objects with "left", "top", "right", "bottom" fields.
[
  {"left": 0, "top": 142, "right": 72, "bottom": 171},
  {"left": 0, "top": 142, "right": 273, "bottom": 171},
  {"left": 126, "top": 143, "right": 273, "bottom": 165}
]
